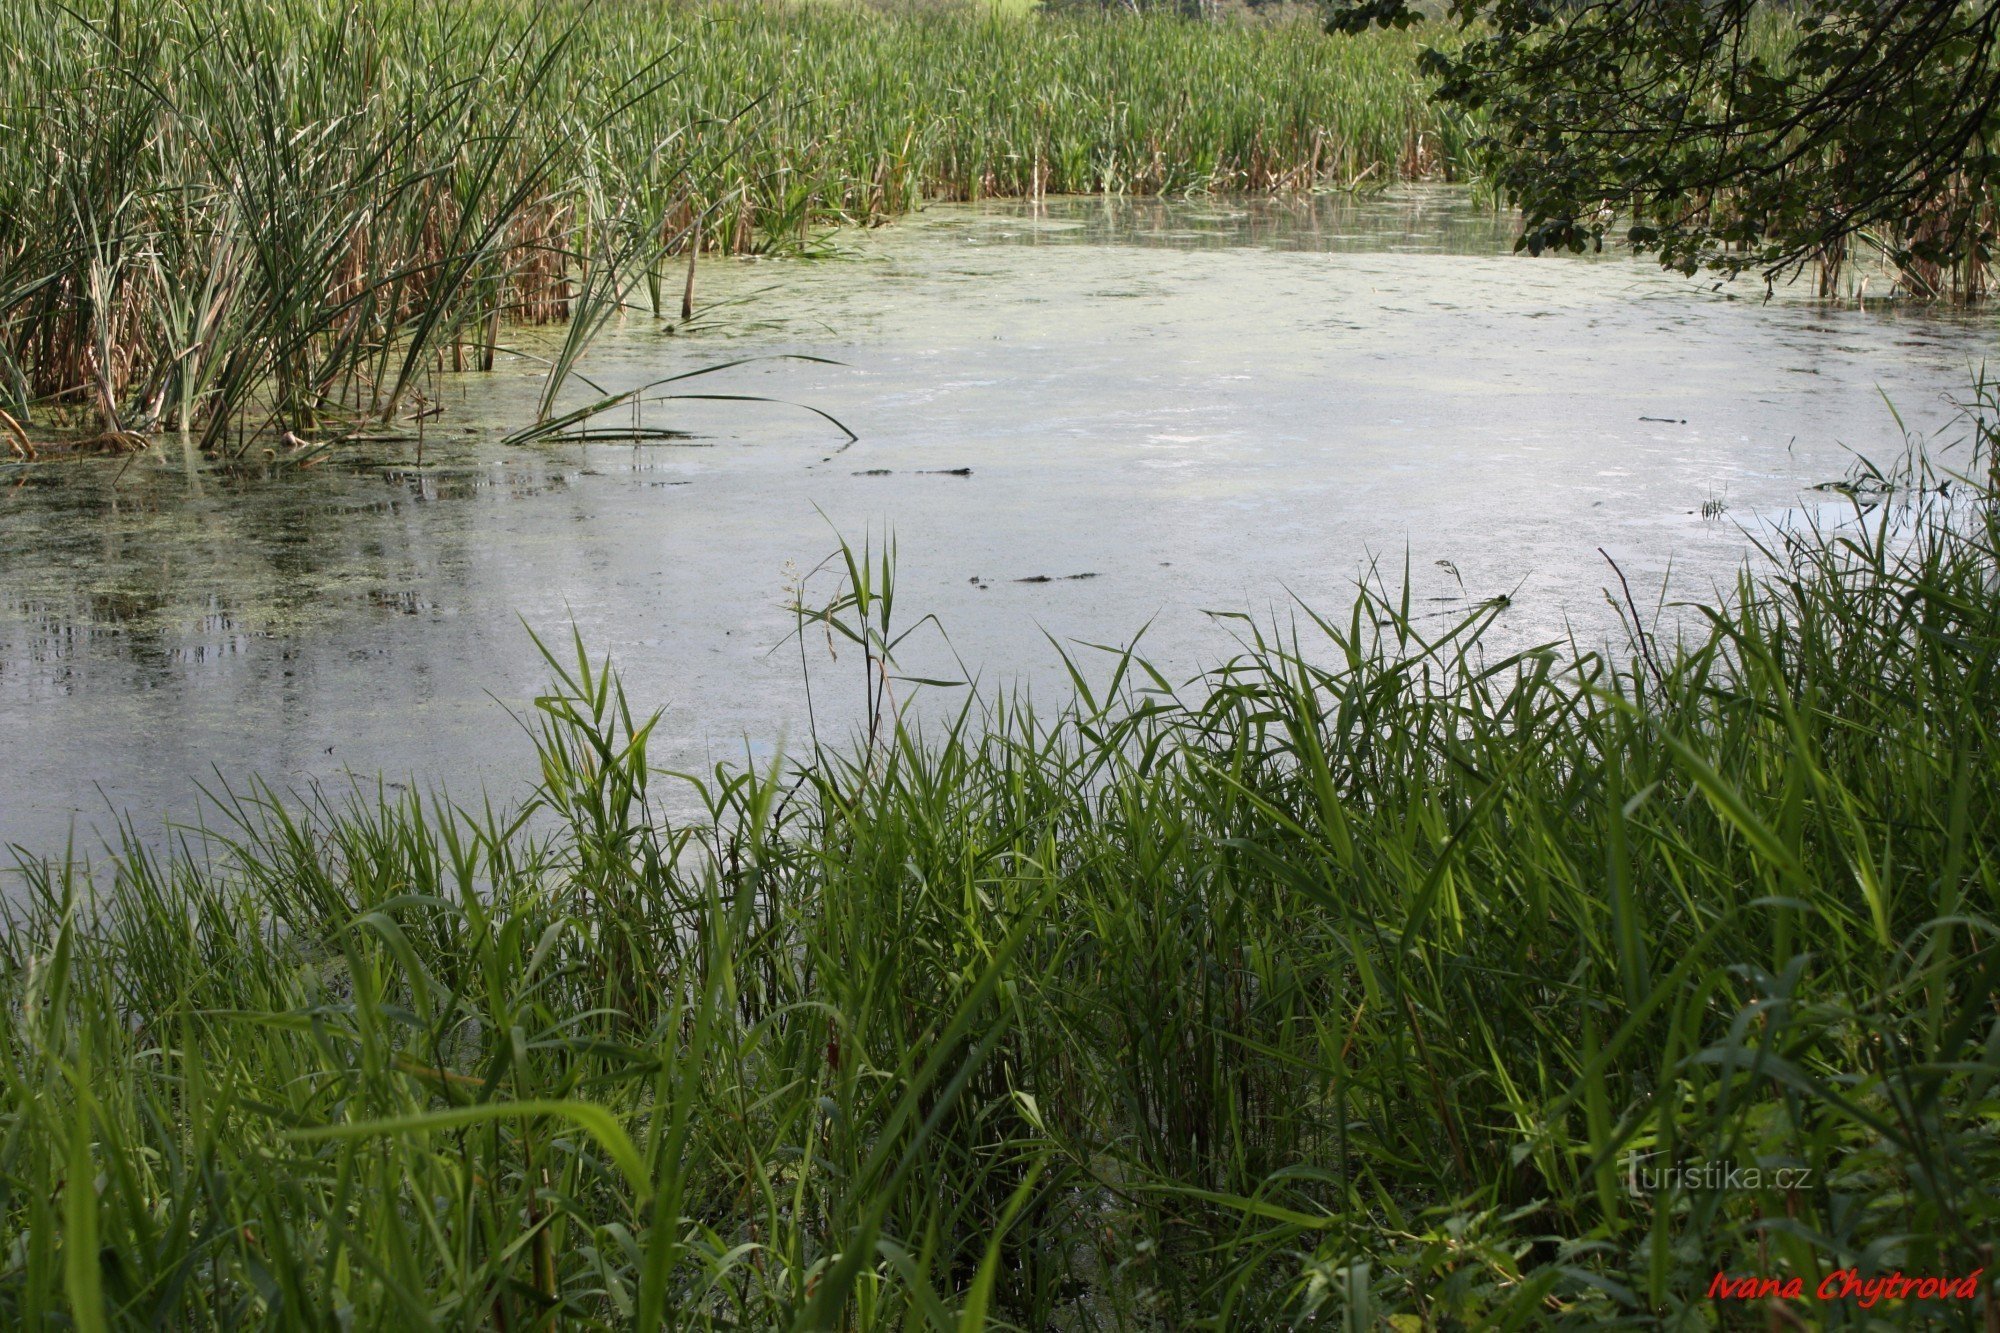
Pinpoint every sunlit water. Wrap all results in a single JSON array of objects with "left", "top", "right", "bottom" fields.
[{"left": 3, "top": 188, "right": 1994, "bottom": 860}]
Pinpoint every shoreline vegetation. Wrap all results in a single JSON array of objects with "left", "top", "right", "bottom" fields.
[
  {"left": 0, "top": 0, "right": 1467, "bottom": 457},
  {"left": 4, "top": 403, "right": 1997, "bottom": 1324},
  {"left": 8, "top": 0, "right": 2000, "bottom": 1326}
]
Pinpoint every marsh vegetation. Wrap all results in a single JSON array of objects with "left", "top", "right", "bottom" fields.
[
  {"left": 0, "top": 0, "right": 1463, "bottom": 456},
  {"left": 6, "top": 0, "right": 2000, "bottom": 1327},
  {"left": 5, "top": 413, "right": 1998, "bottom": 1326}
]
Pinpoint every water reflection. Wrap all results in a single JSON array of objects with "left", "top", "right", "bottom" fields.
[{"left": 2, "top": 187, "right": 1993, "bottom": 858}]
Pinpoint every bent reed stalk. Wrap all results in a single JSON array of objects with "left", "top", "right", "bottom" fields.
[
  {"left": 0, "top": 0, "right": 1467, "bottom": 453},
  {"left": 4, "top": 395, "right": 1998, "bottom": 1326}
]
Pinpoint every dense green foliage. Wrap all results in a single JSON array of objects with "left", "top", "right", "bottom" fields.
[
  {"left": 1328, "top": 0, "right": 2000, "bottom": 298},
  {"left": 5, "top": 405, "right": 1997, "bottom": 1326},
  {"left": 0, "top": 0, "right": 1464, "bottom": 451}
]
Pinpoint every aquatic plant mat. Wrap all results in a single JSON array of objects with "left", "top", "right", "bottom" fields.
[{"left": 5, "top": 393, "right": 1998, "bottom": 1325}]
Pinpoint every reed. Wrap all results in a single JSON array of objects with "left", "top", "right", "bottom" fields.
[
  {"left": 0, "top": 0, "right": 1464, "bottom": 452},
  {"left": 5, "top": 392, "right": 1997, "bottom": 1326}
]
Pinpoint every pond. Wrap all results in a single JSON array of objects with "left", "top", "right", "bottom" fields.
[{"left": 2, "top": 187, "right": 1992, "bottom": 860}]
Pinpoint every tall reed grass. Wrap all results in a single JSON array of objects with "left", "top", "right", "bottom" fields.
[
  {"left": 0, "top": 0, "right": 1464, "bottom": 452},
  {"left": 4, "top": 396, "right": 1996, "bottom": 1326}
]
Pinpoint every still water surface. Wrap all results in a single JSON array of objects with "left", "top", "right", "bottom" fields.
[{"left": 2, "top": 188, "right": 1993, "bottom": 856}]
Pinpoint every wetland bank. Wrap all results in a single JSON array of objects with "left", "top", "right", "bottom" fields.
[{"left": 4, "top": 1, "right": 2000, "bottom": 1328}]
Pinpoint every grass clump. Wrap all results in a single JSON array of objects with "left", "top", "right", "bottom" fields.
[
  {"left": 0, "top": 0, "right": 1464, "bottom": 454},
  {"left": 4, "top": 399, "right": 1998, "bottom": 1326}
]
